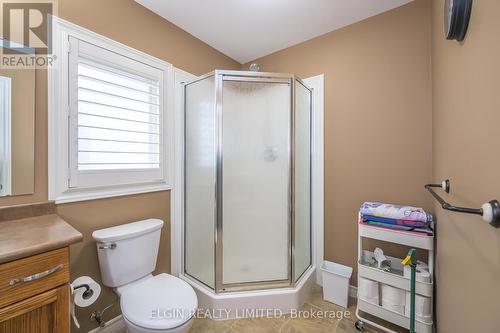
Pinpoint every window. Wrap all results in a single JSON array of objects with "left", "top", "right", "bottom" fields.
[
  {"left": 49, "top": 18, "right": 173, "bottom": 203},
  {"left": 68, "top": 37, "right": 166, "bottom": 188},
  {"left": 75, "top": 62, "right": 160, "bottom": 172}
]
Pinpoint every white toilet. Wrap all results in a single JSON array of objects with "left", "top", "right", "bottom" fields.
[{"left": 92, "top": 219, "right": 197, "bottom": 333}]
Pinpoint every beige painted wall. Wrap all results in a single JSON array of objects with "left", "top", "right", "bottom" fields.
[
  {"left": 3, "top": 0, "right": 496, "bottom": 331},
  {"left": 245, "top": 0, "right": 433, "bottom": 284},
  {"left": 56, "top": 192, "right": 172, "bottom": 332},
  {"left": 431, "top": 0, "right": 500, "bottom": 331},
  {"left": 0, "top": 0, "right": 239, "bottom": 331}
]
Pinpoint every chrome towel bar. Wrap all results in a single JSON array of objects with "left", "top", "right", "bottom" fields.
[{"left": 425, "top": 180, "right": 500, "bottom": 228}]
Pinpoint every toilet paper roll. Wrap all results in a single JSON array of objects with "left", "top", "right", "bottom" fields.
[
  {"left": 404, "top": 266, "right": 431, "bottom": 283},
  {"left": 69, "top": 284, "right": 80, "bottom": 329},
  {"left": 381, "top": 284, "right": 406, "bottom": 314},
  {"left": 382, "top": 284, "right": 405, "bottom": 304},
  {"left": 405, "top": 292, "right": 432, "bottom": 321},
  {"left": 71, "top": 276, "right": 101, "bottom": 307},
  {"left": 416, "top": 271, "right": 431, "bottom": 283},
  {"left": 417, "top": 260, "right": 429, "bottom": 270},
  {"left": 358, "top": 277, "right": 379, "bottom": 304},
  {"left": 383, "top": 303, "right": 405, "bottom": 315}
]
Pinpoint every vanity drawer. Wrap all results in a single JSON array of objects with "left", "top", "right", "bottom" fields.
[{"left": 0, "top": 247, "right": 70, "bottom": 308}]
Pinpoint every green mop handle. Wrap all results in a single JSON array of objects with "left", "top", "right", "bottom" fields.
[
  {"left": 410, "top": 261, "right": 416, "bottom": 333},
  {"left": 402, "top": 249, "right": 417, "bottom": 333}
]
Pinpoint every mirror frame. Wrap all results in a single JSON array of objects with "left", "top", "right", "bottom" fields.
[{"left": 0, "top": 39, "right": 36, "bottom": 197}]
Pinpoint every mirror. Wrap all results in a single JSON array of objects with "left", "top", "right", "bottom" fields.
[{"left": 0, "top": 39, "right": 35, "bottom": 196}]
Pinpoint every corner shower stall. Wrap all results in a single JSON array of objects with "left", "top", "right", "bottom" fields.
[{"left": 183, "top": 70, "right": 312, "bottom": 297}]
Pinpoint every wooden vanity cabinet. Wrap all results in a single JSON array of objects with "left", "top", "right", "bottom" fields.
[{"left": 0, "top": 247, "right": 71, "bottom": 333}]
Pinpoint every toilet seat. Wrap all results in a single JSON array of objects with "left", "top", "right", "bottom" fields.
[{"left": 120, "top": 273, "right": 197, "bottom": 330}]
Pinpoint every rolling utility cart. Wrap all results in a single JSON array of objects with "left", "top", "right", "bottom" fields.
[{"left": 355, "top": 214, "right": 434, "bottom": 333}]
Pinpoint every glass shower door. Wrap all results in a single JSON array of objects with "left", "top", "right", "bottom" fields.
[
  {"left": 184, "top": 75, "right": 216, "bottom": 289},
  {"left": 220, "top": 77, "right": 291, "bottom": 288},
  {"left": 294, "top": 80, "right": 312, "bottom": 281}
]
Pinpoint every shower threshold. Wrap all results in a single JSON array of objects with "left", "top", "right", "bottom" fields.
[{"left": 179, "top": 266, "right": 316, "bottom": 320}]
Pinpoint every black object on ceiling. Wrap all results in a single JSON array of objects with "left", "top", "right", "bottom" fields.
[{"left": 444, "top": 0, "right": 473, "bottom": 42}]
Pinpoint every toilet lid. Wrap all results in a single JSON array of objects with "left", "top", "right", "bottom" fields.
[{"left": 121, "top": 274, "right": 197, "bottom": 330}]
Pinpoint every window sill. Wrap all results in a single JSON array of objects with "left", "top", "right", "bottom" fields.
[{"left": 53, "top": 182, "right": 172, "bottom": 204}]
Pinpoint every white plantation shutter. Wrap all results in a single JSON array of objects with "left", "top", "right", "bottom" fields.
[{"left": 68, "top": 36, "right": 167, "bottom": 188}]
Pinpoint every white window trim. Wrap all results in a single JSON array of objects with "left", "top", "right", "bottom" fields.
[
  {"left": 302, "top": 74, "right": 325, "bottom": 286},
  {"left": 170, "top": 68, "right": 196, "bottom": 277},
  {"left": 48, "top": 16, "right": 175, "bottom": 204}
]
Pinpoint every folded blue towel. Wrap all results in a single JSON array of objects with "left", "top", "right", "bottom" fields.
[
  {"left": 363, "top": 220, "right": 434, "bottom": 236},
  {"left": 362, "top": 215, "right": 429, "bottom": 228}
]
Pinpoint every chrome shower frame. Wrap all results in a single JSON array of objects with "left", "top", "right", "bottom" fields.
[{"left": 183, "top": 70, "right": 312, "bottom": 294}]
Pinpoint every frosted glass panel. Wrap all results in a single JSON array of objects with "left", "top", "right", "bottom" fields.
[
  {"left": 222, "top": 80, "right": 290, "bottom": 285},
  {"left": 185, "top": 76, "right": 216, "bottom": 288},
  {"left": 294, "top": 80, "right": 311, "bottom": 281}
]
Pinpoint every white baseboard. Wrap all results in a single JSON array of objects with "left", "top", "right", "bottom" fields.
[
  {"left": 349, "top": 285, "right": 358, "bottom": 299},
  {"left": 87, "top": 315, "right": 125, "bottom": 333}
]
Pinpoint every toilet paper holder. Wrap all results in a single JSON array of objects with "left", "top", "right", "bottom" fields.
[{"left": 73, "top": 283, "right": 94, "bottom": 300}]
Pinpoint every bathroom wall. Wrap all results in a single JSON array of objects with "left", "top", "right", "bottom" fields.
[
  {"left": 244, "top": 0, "right": 433, "bottom": 284},
  {"left": 0, "top": 0, "right": 240, "bottom": 331},
  {"left": 431, "top": 0, "right": 500, "bottom": 331},
  {"left": 2, "top": 0, "right": 495, "bottom": 331}
]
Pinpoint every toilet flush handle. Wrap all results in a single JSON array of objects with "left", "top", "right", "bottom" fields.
[{"left": 98, "top": 243, "right": 116, "bottom": 250}]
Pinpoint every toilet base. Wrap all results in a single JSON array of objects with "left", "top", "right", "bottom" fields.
[{"left": 123, "top": 316, "right": 194, "bottom": 333}]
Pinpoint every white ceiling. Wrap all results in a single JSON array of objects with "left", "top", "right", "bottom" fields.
[{"left": 135, "top": 0, "right": 413, "bottom": 64}]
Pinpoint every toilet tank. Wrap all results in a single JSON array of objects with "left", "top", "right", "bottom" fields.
[{"left": 92, "top": 219, "right": 164, "bottom": 287}]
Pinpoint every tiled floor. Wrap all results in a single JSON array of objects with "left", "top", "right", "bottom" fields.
[
  {"left": 117, "top": 286, "right": 407, "bottom": 333},
  {"left": 188, "top": 286, "right": 407, "bottom": 333}
]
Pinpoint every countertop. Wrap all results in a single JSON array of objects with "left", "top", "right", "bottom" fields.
[{"left": 0, "top": 214, "right": 83, "bottom": 264}]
